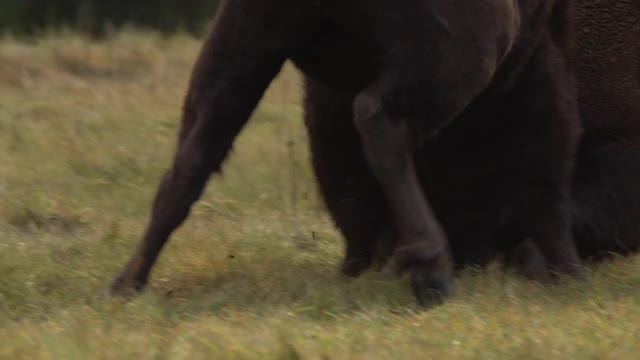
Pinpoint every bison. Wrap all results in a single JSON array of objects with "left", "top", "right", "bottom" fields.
[
  {"left": 112, "top": 0, "right": 585, "bottom": 306},
  {"left": 309, "top": 0, "right": 640, "bottom": 280},
  {"left": 505, "top": 0, "right": 640, "bottom": 276}
]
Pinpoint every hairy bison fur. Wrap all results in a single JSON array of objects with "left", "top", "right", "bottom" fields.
[
  {"left": 309, "top": 0, "right": 640, "bottom": 280},
  {"left": 504, "top": 0, "right": 640, "bottom": 276},
  {"left": 111, "top": 0, "right": 606, "bottom": 305}
]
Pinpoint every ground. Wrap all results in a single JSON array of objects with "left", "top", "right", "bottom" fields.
[{"left": 1, "top": 32, "right": 639, "bottom": 359}]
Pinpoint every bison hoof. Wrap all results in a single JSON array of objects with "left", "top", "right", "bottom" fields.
[
  {"left": 509, "top": 239, "right": 552, "bottom": 282},
  {"left": 393, "top": 241, "right": 454, "bottom": 307},
  {"left": 506, "top": 239, "right": 588, "bottom": 283},
  {"left": 110, "top": 272, "right": 146, "bottom": 297},
  {"left": 410, "top": 264, "right": 453, "bottom": 308},
  {"left": 553, "top": 262, "right": 588, "bottom": 281}
]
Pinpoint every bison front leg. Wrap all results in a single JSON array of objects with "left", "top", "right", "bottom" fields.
[
  {"left": 110, "top": 1, "right": 295, "bottom": 294},
  {"left": 353, "top": 75, "right": 456, "bottom": 306}
]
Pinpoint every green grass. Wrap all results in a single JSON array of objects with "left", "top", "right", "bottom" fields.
[{"left": 1, "top": 31, "right": 640, "bottom": 359}]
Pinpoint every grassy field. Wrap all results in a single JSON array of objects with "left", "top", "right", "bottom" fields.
[{"left": 1, "top": 32, "right": 640, "bottom": 359}]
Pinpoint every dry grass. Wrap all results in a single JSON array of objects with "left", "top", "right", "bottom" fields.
[{"left": 1, "top": 31, "right": 640, "bottom": 359}]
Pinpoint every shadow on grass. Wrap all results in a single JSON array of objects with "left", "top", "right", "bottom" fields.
[
  {"left": 122, "top": 253, "right": 640, "bottom": 317},
  {"left": 138, "top": 257, "right": 417, "bottom": 318}
]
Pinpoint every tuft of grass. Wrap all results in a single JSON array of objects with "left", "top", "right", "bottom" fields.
[{"left": 1, "top": 31, "right": 640, "bottom": 359}]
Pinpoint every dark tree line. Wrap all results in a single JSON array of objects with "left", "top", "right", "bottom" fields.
[{"left": 0, "top": 0, "right": 221, "bottom": 36}]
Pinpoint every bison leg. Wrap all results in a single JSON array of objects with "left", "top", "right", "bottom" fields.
[
  {"left": 504, "top": 42, "right": 584, "bottom": 280},
  {"left": 110, "top": 2, "right": 292, "bottom": 294},
  {"left": 304, "top": 79, "right": 392, "bottom": 276},
  {"left": 353, "top": 76, "right": 454, "bottom": 306}
]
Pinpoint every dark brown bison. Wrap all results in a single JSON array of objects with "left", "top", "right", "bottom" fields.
[
  {"left": 309, "top": 0, "right": 640, "bottom": 279},
  {"left": 506, "top": 0, "right": 640, "bottom": 276},
  {"left": 111, "top": 0, "right": 584, "bottom": 306}
]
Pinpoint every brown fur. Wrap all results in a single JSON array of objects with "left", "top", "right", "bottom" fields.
[
  {"left": 311, "top": 0, "right": 640, "bottom": 278},
  {"left": 483, "top": 0, "right": 640, "bottom": 271},
  {"left": 510, "top": 0, "right": 640, "bottom": 270},
  {"left": 111, "top": 0, "right": 584, "bottom": 306}
]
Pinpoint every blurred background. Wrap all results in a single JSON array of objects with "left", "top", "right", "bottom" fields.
[
  {"left": 3, "top": 1, "right": 639, "bottom": 358},
  {"left": 0, "top": 0, "right": 220, "bottom": 37}
]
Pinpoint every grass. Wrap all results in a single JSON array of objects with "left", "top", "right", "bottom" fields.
[{"left": 1, "top": 31, "right": 640, "bottom": 359}]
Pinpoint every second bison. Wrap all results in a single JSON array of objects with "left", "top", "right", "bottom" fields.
[{"left": 308, "top": 0, "right": 640, "bottom": 280}]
